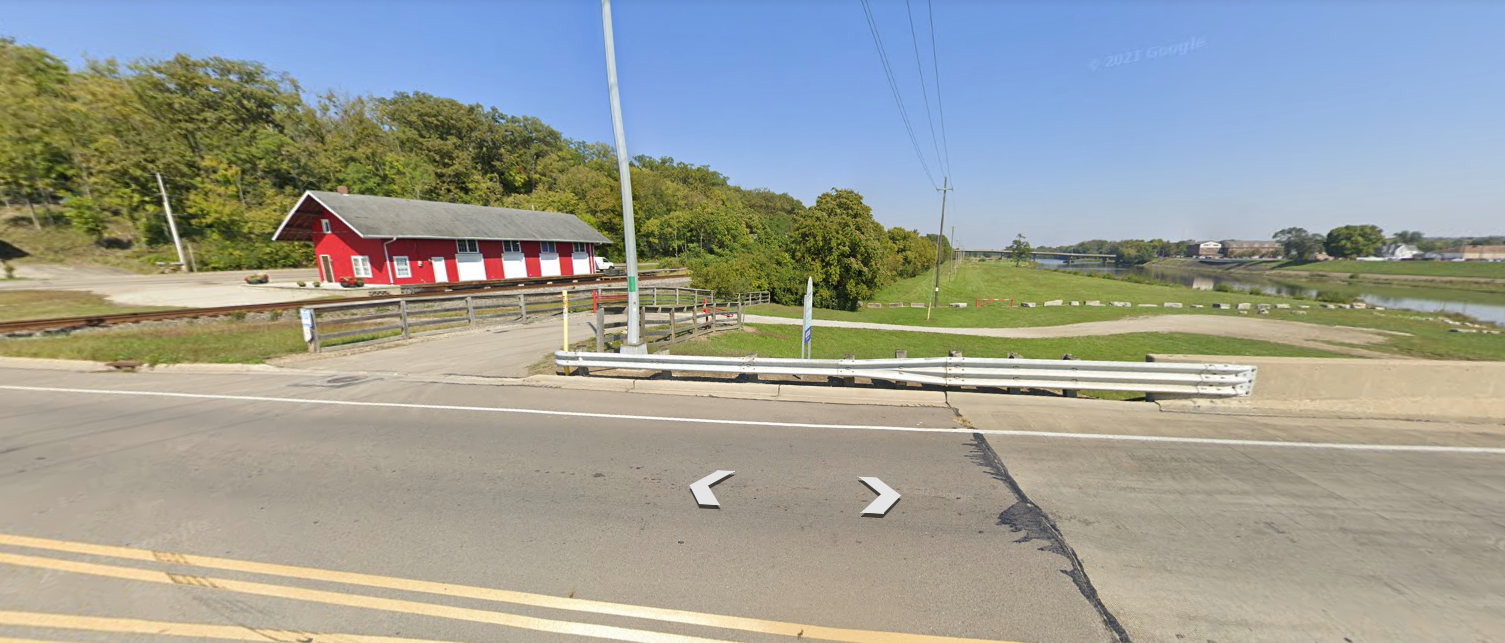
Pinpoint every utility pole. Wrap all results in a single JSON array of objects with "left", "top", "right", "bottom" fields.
[
  {"left": 949, "top": 225, "right": 957, "bottom": 280},
  {"left": 927, "top": 177, "right": 953, "bottom": 319},
  {"left": 600, "top": 0, "right": 644, "bottom": 353},
  {"left": 155, "top": 172, "right": 188, "bottom": 272}
]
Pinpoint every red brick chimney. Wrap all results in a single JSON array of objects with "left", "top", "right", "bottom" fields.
[{"left": 336, "top": 185, "right": 349, "bottom": 195}]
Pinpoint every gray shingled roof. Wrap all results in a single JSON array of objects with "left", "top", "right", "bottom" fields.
[{"left": 273, "top": 191, "right": 611, "bottom": 244}]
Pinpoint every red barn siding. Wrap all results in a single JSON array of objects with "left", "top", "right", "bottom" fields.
[{"left": 301, "top": 202, "right": 597, "bottom": 286}]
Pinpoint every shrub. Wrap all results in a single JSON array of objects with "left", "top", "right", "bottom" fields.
[
  {"left": 312, "top": 281, "right": 321, "bottom": 288},
  {"left": 296, "top": 281, "right": 306, "bottom": 287},
  {"left": 1212, "top": 282, "right": 1236, "bottom": 293}
]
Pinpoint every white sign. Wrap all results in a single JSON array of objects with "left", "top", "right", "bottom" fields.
[
  {"left": 299, "top": 308, "right": 314, "bottom": 343},
  {"left": 801, "top": 277, "right": 813, "bottom": 359}
]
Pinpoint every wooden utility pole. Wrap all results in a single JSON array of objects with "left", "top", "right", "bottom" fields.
[{"left": 926, "top": 177, "right": 953, "bottom": 320}]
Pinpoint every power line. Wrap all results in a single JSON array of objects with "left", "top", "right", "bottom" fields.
[
  {"left": 904, "top": 0, "right": 946, "bottom": 179},
  {"left": 860, "top": 0, "right": 937, "bottom": 188},
  {"left": 926, "top": 0, "right": 953, "bottom": 177}
]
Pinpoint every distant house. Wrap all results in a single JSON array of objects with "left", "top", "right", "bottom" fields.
[
  {"left": 1460, "top": 245, "right": 1505, "bottom": 261},
  {"left": 1220, "top": 240, "right": 1282, "bottom": 259},
  {"left": 272, "top": 189, "right": 611, "bottom": 285},
  {"left": 1187, "top": 241, "right": 1223, "bottom": 258},
  {"left": 1378, "top": 243, "right": 1420, "bottom": 260}
]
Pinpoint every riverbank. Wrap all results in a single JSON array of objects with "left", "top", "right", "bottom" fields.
[{"left": 1153, "top": 258, "right": 1505, "bottom": 290}]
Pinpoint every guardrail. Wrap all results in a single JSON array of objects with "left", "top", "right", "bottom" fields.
[
  {"left": 301, "top": 290, "right": 595, "bottom": 352},
  {"left": 300, "top": 286, "right": 762, "bottom": 352},
  {"left": 591, "top": 297, "right": 744, "bottom": 352},
  {"left": 552, "top": 352, "right": 1257, "bottom": 398}
]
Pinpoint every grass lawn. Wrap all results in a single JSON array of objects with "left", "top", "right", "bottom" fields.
[
  {"left": 0, "top": 290, "right": 175, "bottom": 322},
  {"left": 756, "top": 262, "right": 1312, "bottom": 328},
  {"left": 1273, "top": 260, "right": 1505, "bottom": 279},
  {"left": 0, "top": 317, "right": 306, "bottom": 364},
  {"left": 748, "top": 263, "right": 1505, "bottom": 360},
  {"left": 671, "top": 324, "right": 1345, "bottom": 363}
]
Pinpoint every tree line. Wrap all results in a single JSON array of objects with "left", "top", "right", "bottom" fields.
[
  {"left": 0, "top": 37, "right": 942, "bottom": 308},
  {"left": 1045, "top": 227, "right": 1503, "bottom": 264}
]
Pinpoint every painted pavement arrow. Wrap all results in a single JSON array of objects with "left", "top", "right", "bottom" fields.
[
  {"left": 858, "top": 477, "right": 901, "bottom": 517},
  {"left": 690, "top": 470, "right": 735, "bottom": 508}
]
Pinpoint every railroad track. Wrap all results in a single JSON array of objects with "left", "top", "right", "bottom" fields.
[{"left": 0, "top": 269, "right": 688, "bottom": 335}]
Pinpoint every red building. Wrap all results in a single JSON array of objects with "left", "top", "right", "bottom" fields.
[{"left": 272, "top": 189, "right": 611, "bottom": 285}]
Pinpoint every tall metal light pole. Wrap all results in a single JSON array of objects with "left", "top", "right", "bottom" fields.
[
  {"left": 155, "top": 172, "right": 188, "bottom": 272},
  {"left": 601, "top": 0, "right": 644, "bottom": 353},
  {"left": 927, "top": 177, "right": 952, "bottom": 316}
]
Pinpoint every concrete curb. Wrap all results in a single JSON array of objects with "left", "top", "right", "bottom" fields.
[{"left": 0, "top": 356, "right": 112, "bottom": 372}]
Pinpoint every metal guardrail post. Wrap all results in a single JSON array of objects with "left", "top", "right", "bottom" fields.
[
  {"left": 399, "top": 300, "right": 411, "bottom": 340},
  {"left": 519, "top": 294, "right": 527, "bottom": 322},
  {"left": 465, "top": 296, "right": 475, "bottom": 326}
]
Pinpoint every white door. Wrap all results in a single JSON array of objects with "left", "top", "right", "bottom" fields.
[
  {"left": 572, "top": 251, "right": 589, "bottom": 274},
  {"left": 502, "top": 252, "right": 526, "bottom": 279},
  {"left": 431, "top": 257, "right": 449, "bottom": 283},
  {"left": 455, "top": 253, "right": 486, "bottom": 281},
  {"left": 539, "top": 252, "right": 561, "bottom": 277}
]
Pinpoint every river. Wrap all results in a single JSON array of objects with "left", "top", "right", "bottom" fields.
[{"left": 1038, "top": 261, "right": 1505, "bottom": 326}]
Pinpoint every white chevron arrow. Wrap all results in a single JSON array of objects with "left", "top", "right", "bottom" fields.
[
  {"left": 690, "top": 470, "right": 735, "bottom": 508},
  {"left": 858, "top": 477, "right": 901, "bottom": 517}
]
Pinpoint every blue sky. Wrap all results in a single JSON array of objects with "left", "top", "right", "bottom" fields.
[{"left": 4, "top": 0, "right": 1502, "bottom": 247}]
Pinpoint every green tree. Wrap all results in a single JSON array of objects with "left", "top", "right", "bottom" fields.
[
  {"left": 787, "top": 189, "right": 892, "bottom": 310},
  {"left": 1392, "top": 230, "right": 1425, "bottom": 245},
  {"left": 1274, "top": 227, "right": 1326, "bottom": 260},
  {"left": 1007, "top": 233, "right": 1032, "bottom": 266},
  {"left": 0, "top": 37, "right": 73, "bottom": 226},
  {"left": 1324, "top": 224, "right": 1386, "bottom": 259}
]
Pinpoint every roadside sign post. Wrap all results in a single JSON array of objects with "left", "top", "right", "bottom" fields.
[
  {"left": 801, "top": 277, "right": 813, "bottom": 359},
  {"left": 562, "top": 290, "right": 570, "bottom": 374}
]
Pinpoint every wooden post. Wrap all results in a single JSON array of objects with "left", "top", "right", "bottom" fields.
[
  {"left": 669, "top": 308, "right": 678, "bottom": 343},
  {"left": 596, "top": 305, "right": 606, "bottom": 352},
  {"left": 519, "top": 294, "right": 528, "bottom": 321},
  {"left": 738, "top": 301, "right": 745, "bottom": 328},
  {"left": 465, "top": 296, "right": 475, "bottom": 326},
  {"left": 399, "top": 300, "right": 410, "bottom": 340}
]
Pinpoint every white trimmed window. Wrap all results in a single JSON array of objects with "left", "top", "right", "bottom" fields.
[
  {"left": 393, "top": 256, "right": 411, "bottom": 279},
  {"left": 502, "top": 240, "right": 522, "bottom": 253},
  {"left": 351, "top": 255, "right": 372, "bottom": 278},
  {"left": 320, "top": 219, "right": 332, "bottom": 234},
  {"left": 540, "top": 241, "right": 556, "bottom": 254},
  {"left": 457, "top": 239, "right": 479, "bottom": 254}
]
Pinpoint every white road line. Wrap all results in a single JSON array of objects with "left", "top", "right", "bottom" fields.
[{"left": 0, "top": 384, "right": 1502, "bottom": 455}]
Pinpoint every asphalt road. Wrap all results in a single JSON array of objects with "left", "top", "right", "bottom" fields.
[
  {"left": 0, "top": 368, "right": 1116, "bottom": 643},
  {"left": 2, "top": 368, "right": 1502, "bottom": 643}
]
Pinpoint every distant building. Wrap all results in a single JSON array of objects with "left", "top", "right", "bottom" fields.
[
  {"left": 1187, "top": 241, "right": 1223, "bottom": 258},
  {"left": 272, "top": 189, "right": 610, "bottom": 285},
  {"left": 1459, "top": 245, "right": 1505, "bottom": 261},
  {"left": 1378, "top": 243, "right": 1420, "bottom": 260},
  {"left": 1220, "top": 240, "right": 1282, "bottom": 259}
]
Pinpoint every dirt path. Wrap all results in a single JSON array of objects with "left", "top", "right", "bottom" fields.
[{"left": 742, "top": 314, "right": 1406, "bottom": 358}]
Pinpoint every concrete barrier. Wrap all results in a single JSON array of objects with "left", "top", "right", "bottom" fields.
[{"left": 1147, "top": 354, "right": 1505, "bottom": 423}]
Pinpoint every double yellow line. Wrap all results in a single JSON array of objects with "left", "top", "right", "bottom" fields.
[{"left": 0, "top": 532, "right": 1024, "bottom": 643}]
